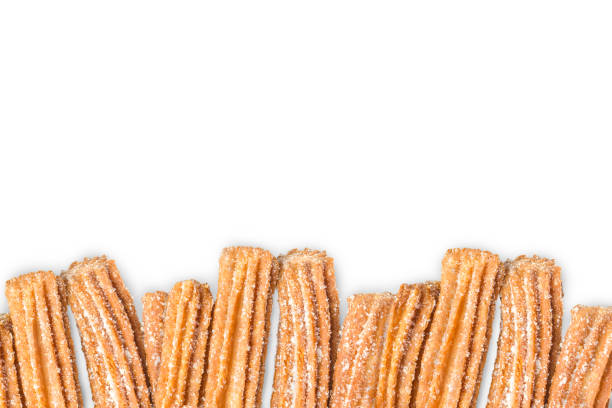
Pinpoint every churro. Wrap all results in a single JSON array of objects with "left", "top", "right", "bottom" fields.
[
  {"left": 548, "top": 305, "right": 612, "bottom": 408},
  {"left": 6, "top": 271, "right": 82, "bottom": 408},
  {"left": 142, "top": 290, "right": 168, "bottom": 392},
  {"left": 155, "top": 280, "right": 212, "bottom": 408},
  {"left": 62, "top": 256, "right": 151, "bottom": 408},
  {"left": 375, "top": 282, "right": 440, "bottom": 408},
  {"left": 271, "top": 249, "right": 340, "bottom": 408},
  {"left": 203, "top": 247, "right": 279, "bottom": 408},
  {"left": 414, "top": 248, "right": 503, "bottom": 408},
  {"left": 487, "top": 256, "right": 563, "bottom": 408},
  {"left": 330, "top": 292, "right": 394, "bottom": 408},
  {"left": 0, "top": 314, "right": 23, "bottom": 408}
]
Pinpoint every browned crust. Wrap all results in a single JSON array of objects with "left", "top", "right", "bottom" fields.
[
  {"left": 5, "top": 271, "right": 82, "bottom": 408},
  {"left": 203, "top": 247, "right": 279, "bottom": 408},
  {"left": 271, "top": 249, "right": 339, "bottom": 408},
  {"left": 548, "top": 305, "right": 612, "bottom": 408},
  {"left": 62, "top": 256, "right": 151, "bottom": 408},
  {"left": 414, "top": 248, "right": 503, "bottom": 408},
  {"left": 330, "top": 292, "right": 394, "bottom": 408}
]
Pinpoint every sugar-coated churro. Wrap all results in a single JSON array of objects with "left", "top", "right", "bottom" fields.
[
  {"left": 142, "top": 290, "right": 168, "bottom": 393},
  {"left": 0, "top": 314, "right": 23, "bottom": 408},
  {"left": 548, "top": 305, "right": 612, "bottom": 408},
  {"left": 330, "top": 292, "right": 394, "bottom": 408},
  {"left": 6, "top": 271, "right": 82, "bottom": 408},
  {"left": 62, "top": 256, "right": 151, "bottom": 408},
  {"left": 271, "top": 249, "right": 340, "bottom": 408},
  {"left": 375, "top": 282, "right": 440, "bottom": 408},
  {"left": 414, "top": 248, "right": 503, "bottom": 408},
  {"left": 155, "top": 280, "right": 212, "bottom": 408},
  {"left": 203, "top": 247, "right": 280, "bottom": 408},
  {"left": 487, "top": 256, "right": 563, "bottom": 408}
]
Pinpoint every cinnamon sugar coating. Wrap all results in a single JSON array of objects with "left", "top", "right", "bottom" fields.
[
  {"left": 203, "top": 247, "right": 279, "bottom": 408},
  {"left": 487, "top": 255, "right": 563, "bottom": 408},
  {"left": 375, "top": 282, "right": 439, "bottom": 408},
  {"left": 6, "top": 271, "right": 82, "bottom": 408},
  {"left": 414, "top": 248, "right": 504, "bottom": 408},
  {"left": 548, "top": 305, "right": 612, "bottom": 408},
  {"left": 0, "top": 314, "right": 23, "bottom": 408},
  {"left": 271, "top": 249, "right": 340, "bottom": 408},
  {"left": 330, "top": 292, "right": 394, "bottom": 408},
  {"left": 142, "top": 290, "right": 168, "bottom": 393},
  {"left": 155, "top": 280, "right": 212, "bottom": 408},
  {"left": 62, "top": 256, "right": 151, "bottom": 408}
]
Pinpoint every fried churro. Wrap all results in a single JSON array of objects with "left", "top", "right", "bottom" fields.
[
  {"left": 330, "top": 292, "right": 394, "bottom": 408},
  {"left": 155, "top": 280, "right": 212, "bottom": 408},
  {"left": 271, "top": 249, "right": 340, "bottom": 408},
  {"left": 414, "top": 248, "right": 503, "bottom": 408},
  {"left": 375, "top": 282, "right": 440, "bottom": 408},
  {"left": 142, "top": 290, "right": 168, "bottom": 392},
  {"left": 6, "top": 271, "right": 82, "bottom": 408},
  {"left": 487, "top": 256, "right": 563, "bottom": 408},
  {"left": 203, "top": 247, "right": 279, "bottom": 408},
  {"left": 548, "top": 306, "right": 612, "bottom": 408},
  {"left": 62, "top": 256, "right": 151, "bottom": 408},
  {"left": 0, "top": 314, "right": 22, "bottom": 408}
]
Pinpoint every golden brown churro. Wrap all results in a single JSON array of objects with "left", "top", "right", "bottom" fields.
[
  {"left": 414, "top": 248, "right": 503, "bottom": 408},
  {"left": 330, "top": 292, "right": 394, "bottom": 408},
  {"left": 0, "top": 314, "right": 23, "bottom": 408},
  {"left": 5, "top": 271, "right": 82, "bottom": 408},
  {"left": 487, "top": 256, "right": 563, "bottom": 408},
  {"left": 271, "top": 249, "right": 340, "bottom": 408},
  {"left": 155, "top": 280, "right": 213, "bottom": 408},
  {"left": 375, "top": 282, "right": 440, "bottom": 408},
  {"left": 62, "top": 256, "right": 151, "bottom": 408},
  {"left": 203, "top": 247, "right": 279, "bottom": 408},
  {"left": 548, "top": 306, "right": 612, "bottom": 408},
  {"left": 142, "top": 290, "right": 168, "bottom": 392}
]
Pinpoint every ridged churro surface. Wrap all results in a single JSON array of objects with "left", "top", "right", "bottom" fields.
[
  {"left": 375, "top": 282, "right": 439, "bottom": 408},
  {"left": 6, "top": 271, "right": 82, "bottom": 408},
  {"left": 155, "top": 280, "right": 212, "bottom": 408},
  {"left": 548, "top": 305, "right": 612, "bottom": 408},
  {"left": 330, "top": 292, "right": 394, "bottom": 408},
  {"left": 203, "top": 247, "right": 279, "bottom": 408},
  {"left": 62, "top": 256, "right": 151, "bottom": 408},
  {"left": 487, "top": 256, "right": 563, "bottom": 408},
  {"left": 414, "top": 248, "right": 503, "bottom": 408},
  {"left": 142, "top": 290, "right": 168, "bottom": 393},
  {"left": 0, "top": 314, "right": 23, "bottom": 408},
  {"left": 271, "top": 249, "right": 340, "bottom": 408}
]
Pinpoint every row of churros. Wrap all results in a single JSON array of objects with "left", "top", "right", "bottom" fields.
[{"left": 0, "top": 247, "right": 610, "bottom": 407}]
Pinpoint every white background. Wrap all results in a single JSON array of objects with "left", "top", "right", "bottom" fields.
[{"left": 1, "top": 0, "right": 611, "bottom": 406}]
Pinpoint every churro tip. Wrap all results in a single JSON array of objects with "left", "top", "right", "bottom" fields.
[
  {"left": 279, "top": 248, "right": 331, "bottom": 263},
  {"left": 6, "top": 270, "right": 55, "bottom": 288},
  {"left": 506, "top": 254, "right": 560, "bottom": 270},
  {"left": 222, "top": 246, "right": 273, "bottom": 257},
  {"left": 504, "top": 254, "right": 563, "bottom": 295},
  {"left": 445, "top": 247, "right": 499, "bottom": 259},
  {"left": 143, "top": 290, "right": 169, "bottom": 300},
  {"left": 62, "top": 255, "right": 112, "bottom": 278},
  {"left": 571, "top": 304, "right": 612, "bottom": 315}
]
